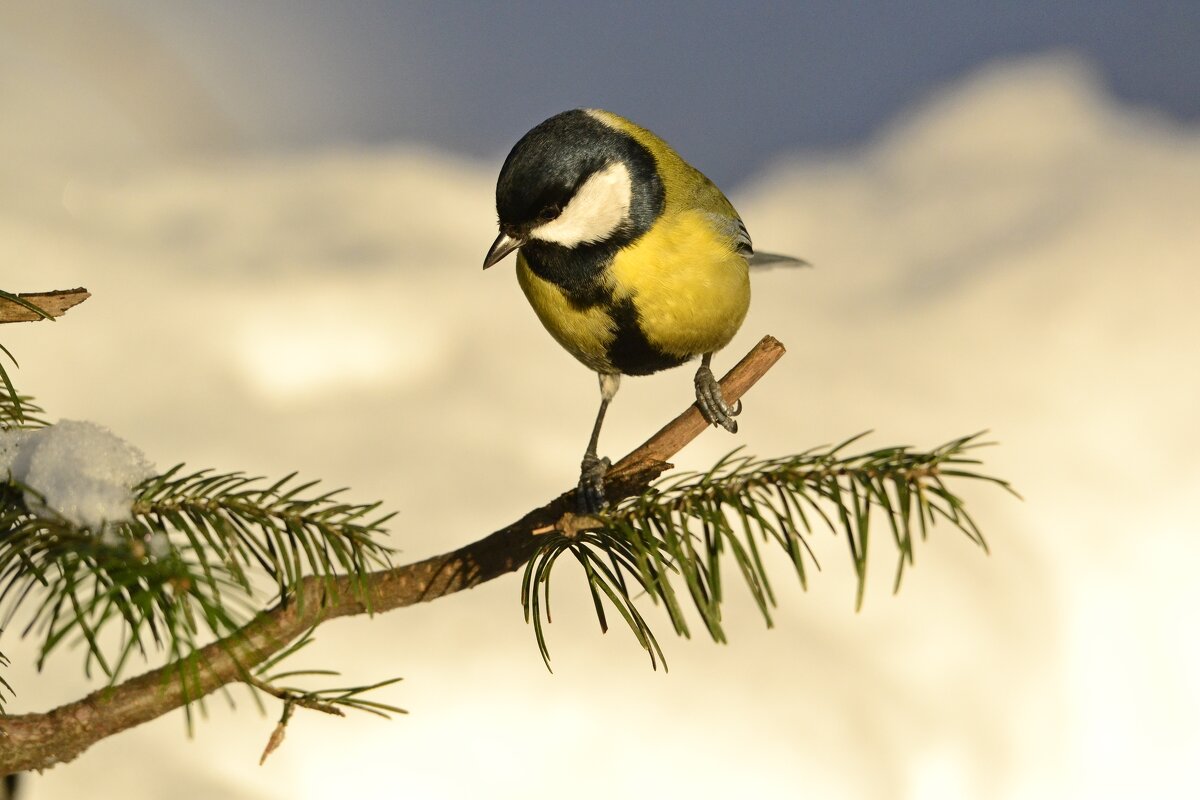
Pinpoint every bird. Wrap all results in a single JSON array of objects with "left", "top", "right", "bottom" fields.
[{"left": 483, "top": 109, "right": 805, "bottom": 512}]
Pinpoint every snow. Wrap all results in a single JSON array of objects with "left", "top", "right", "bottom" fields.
[{"left": 0, "top": 420, "right": 155, "bottom": 529}]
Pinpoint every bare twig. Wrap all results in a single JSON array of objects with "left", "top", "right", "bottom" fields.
[
  {"left": 0, "top": 288, "right": 90, "bottom": 323},
  {"left": 259, "top": 703, "right": 294, "bottom": 766},
  {"left": 0, "top": 335, "right": 786, "bottom": 775}
]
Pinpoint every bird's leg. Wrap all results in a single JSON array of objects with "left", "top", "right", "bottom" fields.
[
  {"left": 578, "top": 373, "right": 620, "bottom": 513},
  {"left": 694, "top": 352, "right": 741, "bottom": 433}
]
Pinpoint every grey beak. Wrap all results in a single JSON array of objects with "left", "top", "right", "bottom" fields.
[{"left": 483, "top": 231, "right": 524, "bottom": 270}]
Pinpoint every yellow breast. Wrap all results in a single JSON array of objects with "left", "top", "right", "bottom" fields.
[
  {"left": 609, "top": 208, "right": 750, "bottom": 360},
  {"left": 515, "top": 211, "right": 749, "bottom": 375}
]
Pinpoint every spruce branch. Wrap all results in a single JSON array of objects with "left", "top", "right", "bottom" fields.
[
  {"left": 523, "top": 433, "right": 1015, "bottom": 668},
  {"left": 252, "top": 672, "right": 406, "bottom": 765},
  {"left": 0, "top": 469, "right": 395, "bottom": 700},
  {"left": 0, "top": 332, "right": 1011, "bottom": 778},
  {"left": 0, "top": 390, "right": 48, "bottom": 430},
  {"left": 1, "top": 363, "right": 395, "bottom": 721},
  {"left": 247, "top": 628, "right": 406, "bottom": 722},
  {"left": 0, "top": 335, "right": 786, "bottom": 774}
]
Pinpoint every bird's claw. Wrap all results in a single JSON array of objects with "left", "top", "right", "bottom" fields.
[
  {"left": 694, "top": 365, "right": 740, "bottom": 433},
  {"left": 577, "top": 453, "right": 611, "bottom": 513}
]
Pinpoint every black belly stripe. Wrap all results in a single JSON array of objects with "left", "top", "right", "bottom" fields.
[
  {"left": 606, "top": 297, "right": 687, "bottom": 376},
  {"left": 523, "top": 243, "right": 686, "bottom": 375}
]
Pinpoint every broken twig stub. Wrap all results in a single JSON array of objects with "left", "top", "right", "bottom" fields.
[{"left": 0, "top": 288, "right": 91, "bottom": 323}]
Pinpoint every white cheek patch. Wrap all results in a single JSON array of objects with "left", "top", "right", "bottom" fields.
[{"left": 529, "top": 161, "right": 632, "bottom": 247}]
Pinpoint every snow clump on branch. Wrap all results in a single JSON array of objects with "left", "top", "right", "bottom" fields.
[{"left": 0, "top": 420, "right": 155, "bottom": 529}]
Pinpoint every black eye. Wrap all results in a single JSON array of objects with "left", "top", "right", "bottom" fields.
[{"left": 536, "top": 203, "right": 562, "bottom": 223}]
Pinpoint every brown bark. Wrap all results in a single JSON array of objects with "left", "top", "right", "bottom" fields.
[{"left": 0, "top": 336, "right": 786, "bottom": 774}]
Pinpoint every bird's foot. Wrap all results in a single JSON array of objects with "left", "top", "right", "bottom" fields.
[
  {"left": 694, "top": 364, "right": 741, "bottom": 433},
  {"left": 577, "top": 452, "right": 611, "bottom": 514}
]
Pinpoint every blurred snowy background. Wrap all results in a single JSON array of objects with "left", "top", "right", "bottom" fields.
[{"left": 3, "top": 2, "right": 1199, "bottom": 798}]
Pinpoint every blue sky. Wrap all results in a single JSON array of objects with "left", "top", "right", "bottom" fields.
[{"left": 104, "top": 0, "right": 1200, "bottom": 186}]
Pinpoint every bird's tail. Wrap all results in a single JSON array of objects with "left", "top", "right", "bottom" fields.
[{"left": 748, "top": 251, "right": 811, "bottom": 270}]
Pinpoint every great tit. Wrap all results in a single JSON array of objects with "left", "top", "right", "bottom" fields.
[{"left": 484, "top": 109, "right": 804, "bottom": 512}]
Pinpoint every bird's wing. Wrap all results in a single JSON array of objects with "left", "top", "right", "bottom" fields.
[
  {"left": 691, "top": 171, "right": 809, "bottom": 268},
  {"left": 702, "top": 211, "right": 809, "bottom": 268},
  {"left": 702, "top": 211, "right": 755, "bottom": 258}
]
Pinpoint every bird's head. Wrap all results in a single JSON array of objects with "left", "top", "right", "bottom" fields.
[{"left": 483, "top": 109, "right": 664, "bottom": 269}]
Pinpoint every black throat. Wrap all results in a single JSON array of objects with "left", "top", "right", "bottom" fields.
[{"left": 520, "top": 239, "right": 619, "bottom": 309}]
